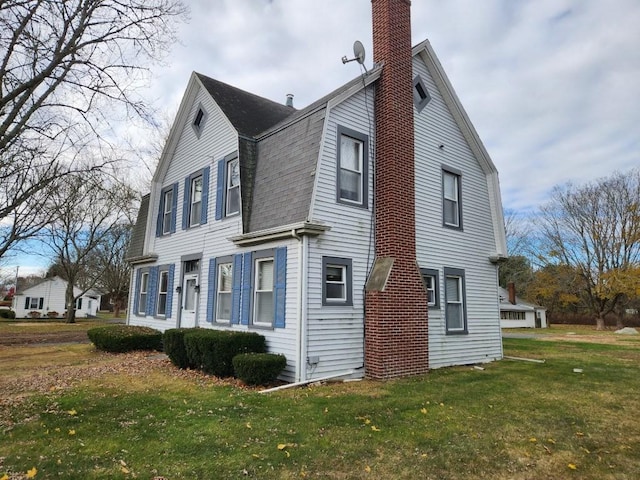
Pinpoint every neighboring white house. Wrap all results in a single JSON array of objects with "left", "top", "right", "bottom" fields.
[
  {"left": 499, "top": 284, "right": 547, "bottom": 329},
  {"left": 126, "top": 2, "right": 508, "bottom": 382},
  {"left": 13, "top": 276, "right": 101, "bottom": 319}
]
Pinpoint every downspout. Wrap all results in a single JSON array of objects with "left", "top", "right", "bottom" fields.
[{"left": 291, "top": 229, "right": 308, "bottom": 382}]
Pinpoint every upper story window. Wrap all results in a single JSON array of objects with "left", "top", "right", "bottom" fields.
[
  {"left": 336, "top": 125, "right": 368, "bottom": 209},
  {"left": 215, "top": 152, "right": 241, "bottom": 220},
  {"left": 413, "top": 75, "right": 431, "bottom": 113},
  {"left": 182, "top": 167, "right": 210, "bottom": 229},
  {"left": 444, "top": 267, "right": 467, "bottom": 334},
  {"left": 442, "top": 168, "right": 463, "bottom": 229},
  {"left": 420, "top": 268, "right": 440, "bottom": 309},
  {"left": 156, "top": 183, "right": 177, "bottom": 237},
  {"left": 322, "top": 256, "right": 353, "bottom": 306},
  {"left": 192, "top": 104, "right": 208, "bottom": 137}
]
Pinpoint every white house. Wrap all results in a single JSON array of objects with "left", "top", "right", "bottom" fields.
[
  {"left": 126, "top": 0, "right": 508, "bottom": 381},
  {"left": 13, "top": 276, "right": 101, "bottom": 319},
  {"left": 499, "top": 284, "right": 547, "bottom": 329}
]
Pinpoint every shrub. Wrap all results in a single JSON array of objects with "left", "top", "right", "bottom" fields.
[
  {"left": 163, "top": 328, "right": 200, "bottom": 369},
  {"left": 0, "top": 309, "right": 16, "bottom": 319},
  {"left": 87, "top": 325, "right": 163, "bottom": 353},
  {"left": 233, "top": 353, "right": 287, "bottom": 386},
  {"left": 28, "top": 311, "right": 41, "bottom": 318},
  {"left": 183, "top": 330, "right": 266, "bottom": 377},
  {"left": 46, "top": 311, "right": 59, "bottom": 318}
]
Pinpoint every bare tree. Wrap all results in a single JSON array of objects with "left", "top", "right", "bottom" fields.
[
  {"left": 538, "top": 169, "right": 640, "bottom": 329},
  {"left": 0, "top": 0, "right": 187, "bottom": 259},
  {"left": 41, "top": 171, "right": 137, "bottom": 323}
]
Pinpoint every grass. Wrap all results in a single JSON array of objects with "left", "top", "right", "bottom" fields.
[{"left": 1, "top": 330, "right": 639, "bottom": 479}]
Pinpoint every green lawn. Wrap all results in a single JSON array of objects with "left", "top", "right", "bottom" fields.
[{"left": 1, "top": 334, "right": 639, "bottom": 479}]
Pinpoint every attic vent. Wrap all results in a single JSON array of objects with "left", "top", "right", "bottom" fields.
[
  {"left": 413, "top": 75, "right": 431, "bottom": 113},
  {"left": 192, "top": 104, "right": 208, "bottom": 137}
]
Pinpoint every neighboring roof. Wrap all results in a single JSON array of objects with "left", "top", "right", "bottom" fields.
[
  {"left": 127, "top": 194, "right": 150, "bottom": 261},
  {"left": 498, "top": 287, "right": 545, "bottom": 311},
  {"left": 196, "top": 73, "right": 296, "bottom": 137}
]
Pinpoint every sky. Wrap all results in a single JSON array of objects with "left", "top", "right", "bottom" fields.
[{"left": 4, "top": 0, "right": 640, "bottom": 277}]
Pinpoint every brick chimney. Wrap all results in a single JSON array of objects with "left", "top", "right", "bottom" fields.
[
  {"left": 364, "top": 0, "right": 429, "bottom": 379},
  {"left": 507, "top": 282, "right": 517, "bottom": 305}
]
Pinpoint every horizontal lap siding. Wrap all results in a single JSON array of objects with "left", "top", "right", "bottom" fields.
[
  {"left": 413, "top": 57, "right": 502, "bottom": 368},
  {"left": 305, "top": 89, "right": 374, "bottom": 379}
]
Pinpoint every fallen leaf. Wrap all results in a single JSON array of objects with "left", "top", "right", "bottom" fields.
[
  {"left": 364, "top": 419, "right": 371, "bottom": 425},
  {"left": 68, "top": 429, "right": 76, "bottom": 435},
  {"left": 529, "top": 438, "right": 537, "bottom": 443},
  {"left": 568, "top": 463, "right": 578, "bottom": 470},
  {"left": 26, "top": 467, "right": 38, "bottom": 478},
  {"left": 547, "top": 438, "right": 556, "bottom": 444},
  {"left": 120, "top": 460, "right": 127, "bottom": 467},
  {"left": 543, "top": 445, "right": 551, "bottom": 454},
  {"left": 371, "top": 426, "right": 380, "bottom": 432},
  {"left": 121, "top": 466, "right": 130, "bottom": 474},
  {"left": 67, "top": 409, "right": 77, "bottom": 416},
  {"left": 364, "top": 466, "right": 371, "bottom": 473},
  {"left": 420, "top": 408, "right": 427, "bottom": 414},
  {"left": 581, "top": 447, "right": 590, "bottom": 454},
  {"left": 246, "top": 422, "right": 252, "bottom": 429},
  {"left": 277, "top": 444, "right": 287, "bottom": 450},
  {"left": 1, "top": 474, "right": 8, "bottom": 480},
  {"left": 575, "top": 432, "right": 584, "bottom": 437}
]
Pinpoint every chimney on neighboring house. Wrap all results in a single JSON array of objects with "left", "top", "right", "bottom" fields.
[
  {"left": 508, "top": 282, "right": 517, "bottom": 305},
  {"left": 364, "top": 0, "right": 429, "bottom": 379}
]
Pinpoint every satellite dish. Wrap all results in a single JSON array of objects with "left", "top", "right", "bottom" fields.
[{"left": 353, "top": 40, "right": 365, "bottom": 65}]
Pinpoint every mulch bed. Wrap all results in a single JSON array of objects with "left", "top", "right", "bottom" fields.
[{"left": 0, "top": 331, "right": 90, "bottom": 346}]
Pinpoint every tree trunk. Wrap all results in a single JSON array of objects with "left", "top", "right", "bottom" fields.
[
  {"left": 113, "top": 298, "right": 122, "bottom": 318},
  {"left": 616, "top": 315, "right": 624, "bottom": 329},
  {"left": 595, "top": 314, "right": 606, "bottom": 331},
  {"left": 65, "top": 282, "right": 76, "bottom": 324}
]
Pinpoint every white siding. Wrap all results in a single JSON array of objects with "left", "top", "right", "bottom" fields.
[
  {"left": 14, "top": 277, "right": 97, "bottom": 319},
  {"left": 127, "top": 83, "right": 300, "bottom": 381},
  {"left": 305, "top": 88, "right": 375, "bottom": 380},
  {"left": 413, "top": 56, "right": 503, "bottom": 368}
]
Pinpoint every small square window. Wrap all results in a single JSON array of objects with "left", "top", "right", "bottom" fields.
[
  {"left": 192, "top": 104, "right": 208, "bottom": 137},
  {"left": 322, "top": 256, "right": 353, "bottom": 306},
  {"left": 413, "top": 75, "right": 431, "bottom": 113}
]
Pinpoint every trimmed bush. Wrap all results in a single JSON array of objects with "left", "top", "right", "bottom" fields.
[
  {"left": 0, "top": 309, "right": 16, "bottom": 319},
  {"left": 233, "top": 353, "right": 287, "bottom": 386},
  {"left": 163, "top": 328, "right": 200, "bottom": 369},
  {"left": 87, "top": 325, "right": 163, "bottom": 353},
  {"left": 183, "top": 330, "right": 266, "bottom": 377}
]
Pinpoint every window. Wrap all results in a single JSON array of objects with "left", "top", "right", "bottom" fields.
[
  {"left": 183, "top": 168, "right": 209, "bottom": 229},
  {"left": 322, "top": 256, "right": 353, "bottom": 306},
  {"left": 413, "top": 75, "right": 431, "bottom": 113},
  {"left": 420, "top": 268, "right": 440, "bottom": 308},
  {"left": 157, "top": 270, "right": 169, "bottom": 316},
  {"left": 156, "top": 183, "right": 177, "bottom": 237},
  {"left": 443, "top": 169, "right": 462, "bottom": 229},
  {"left": 444, "top": 267, "right": 467, "bottom": 334},
  {"left": 190, "top": 174, "right": 203, "bottom": 227},
  {"left": 25, "top": 297, "right": 44, "bottom": 310},
  {"left": 138, "top": 272, "right": 148, "bottom": 315},
  {"left": 501, "top": 311, "right": 526, "bottom": 320},
  {"left": 336, "top": 126, "right": 368, "bottom": 208},
  {"left": 76, "top": 298, "right": 83, "bottom": 310},
  {"left": 226, "top": 158, "right": 240, "bottom": 215},
  {"left": 192, "top": 104, "right": 208, "bottom": 137},
  {"left": 216, "top": 262, "right": 233, "bottom": 322},
  {"left": 253, "top": 257, "right": 274, "bottom": 326}
]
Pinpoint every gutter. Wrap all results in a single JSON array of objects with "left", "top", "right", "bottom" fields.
[{"left": 230, "top": 221, "right": 329, "bottom": 247}]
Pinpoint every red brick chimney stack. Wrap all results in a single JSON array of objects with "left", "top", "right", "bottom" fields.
[
  {"left": 364, "top": 0, "right": 429, "bottom": 378},
  {"left": 508, "top": 282, "right": 517, "bottom": 305}
]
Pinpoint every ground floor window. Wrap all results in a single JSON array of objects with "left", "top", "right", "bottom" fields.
[
  {"left": 25, "top": 297, "right": 44, "bottom": 310},
  {"left": 322, "top": 256, "right": 353, "bottom": 306},
  {"left": 253, "top": 257, "right": 274, "bottom": 326},
  {"left": 501, "top": 311, "right": 526, "bottom": 320},
  {"left": 216, "top": 262, "right": 233, "bottom": 322}
]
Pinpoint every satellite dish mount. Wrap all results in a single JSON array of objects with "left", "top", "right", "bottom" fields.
[{"left": 342, "top": 40, "right": 368, "bottom": 72}]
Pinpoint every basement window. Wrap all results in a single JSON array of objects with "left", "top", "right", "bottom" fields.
[{"left": 413, "top": 75, "right": 431, "bottom": 113}]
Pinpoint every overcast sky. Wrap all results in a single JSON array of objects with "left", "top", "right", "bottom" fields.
[{"left": 4, "top": 0, "right": 639, "bottom": 277}]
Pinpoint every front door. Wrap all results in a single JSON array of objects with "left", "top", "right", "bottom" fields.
[{"left": 181, "top": 273, "right": 199, "bottom": 328}]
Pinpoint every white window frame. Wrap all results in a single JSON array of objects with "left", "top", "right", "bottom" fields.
[
  {"left": 253, "top": 257, "right": 274, "bottom": 327},
  {"left": 226, "top": 158, "right": 240, "bottom": 216},
  {"left": 138, "top": 272, "right": 149, "bottom": 315},
  {"left": 27, "top": 297, "right": 43, "bottom": 310},
  {"left": 162, "top": 189, "right": 173, "bottom": 235},
  {"left": 336, "top": 126, "right": 368, "bottom": 209},
  {"left": 156, "top": 270, "right": 169, "bottom": 316},
  {"left": 325, "top": 264, "right": 347, "bottom": 303},
  {"left": 420, "top": 268, "right": 440, "bottom": 309},
  {"left": 216, "top": 262, "right": 233, "bottom": 323},
  {"left": 339, "top": 135, "right": 364, "bottom": 204},
  {"left": 189, "top": 174, "right": 203, "bottom": 227},
  {"left": 443, "top": 169, "right": 462, "bottom": 229}
]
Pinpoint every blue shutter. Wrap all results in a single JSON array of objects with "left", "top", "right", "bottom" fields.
[
  {"left": 133, "top": 270, "right": 141, "bottom": 314},
  {"left": 240, "top": 252, "right": 252, "bottom": 325},
  {"left": 147, "top": 266, "right": 159, "bottom": 315},
  {"left": 232, "top": 254, "right": 243, "bottom": 324},
  {"left": 274, "top": 247, "right": 287, "bottom": 328},
  {"left": 182, "top": 176, "right": 190, "bottom": 230},
  {"left": 166, "top": 264, "right": 175, "bottom": 318},
  {"left": 215, "top": 159, "right": 225, "bottom": 220},
  {"left": 201, "top": 166, "right": 210, "bottom": 225},
  {"left": 171, "top": 183, "right": 178, "bottom": 233},
  {"left": 206, "top": 258, "right": 217, "bottom": 323},
  {"left": 156, "top": 192, "right": 164, "bottom": 237}
]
